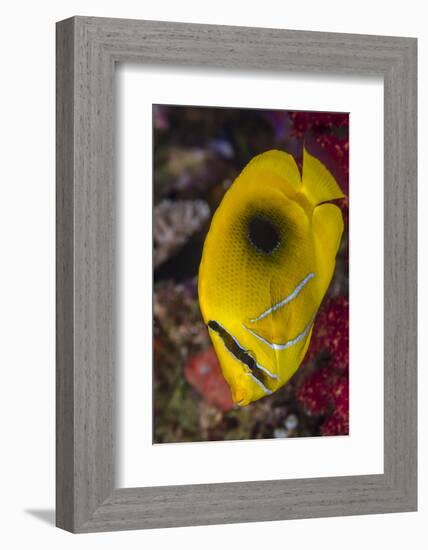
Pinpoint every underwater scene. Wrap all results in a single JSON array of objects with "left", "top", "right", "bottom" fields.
[{"left": 153, "top": 105, "right": 349, "bottom": 443}]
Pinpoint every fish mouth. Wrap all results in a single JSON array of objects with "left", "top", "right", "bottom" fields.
[{"left": 207, "top": 320, "right": 277, "bottom": 394}]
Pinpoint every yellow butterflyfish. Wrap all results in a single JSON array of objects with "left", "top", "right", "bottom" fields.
[{"left": 198, "top": 149, "right": 345, "bottom": 406}]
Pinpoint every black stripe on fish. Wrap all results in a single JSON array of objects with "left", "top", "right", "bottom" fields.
[{"left": 207, "top": 320, "right": 270, "bottom": 387}]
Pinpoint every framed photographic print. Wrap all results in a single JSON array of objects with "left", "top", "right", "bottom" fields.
[
  {"left": 151, "top": 104, "right": 351, "bottom": 441},
  {"left": 56, "top": 16, "right": 417, "bottom": 532}
]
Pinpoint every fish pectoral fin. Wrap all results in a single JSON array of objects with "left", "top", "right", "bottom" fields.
[
  {"left": 243, "top": 317, "right": 313, "bottom": 352},
  {"left": 243, "top": 319, "right": 275, "bottom": 342},
  {"left": 301, "top": 147, "right": 345, "bottom": 205}
]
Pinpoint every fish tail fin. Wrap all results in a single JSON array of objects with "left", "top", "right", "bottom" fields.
[
  {"left": 243, "top": 149, "right": 302, "bottom": 195},
  {"left": 301, "top": 147, "right": 345, "bottom": 206},
  {"left": 313, "top": 203, "right": 344, "bottom": 261}
]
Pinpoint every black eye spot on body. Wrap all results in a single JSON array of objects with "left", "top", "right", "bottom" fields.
[{"left": 248, "top": 215, "right": 280, "bottom": 254}]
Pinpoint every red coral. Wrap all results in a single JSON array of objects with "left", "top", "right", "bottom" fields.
[
  {"left": 296, "top": 368, "right": 334, "bottom": 415},
  {"left": 321, "top": 377, "right": 349, "bottom": 436},
  {"left": 298, "top": 296, "right": 349, "bottom": 436},
  {"left": 289, "top": 112, "right": 348, "bottom": 139},
  {"left": 321, "top": 409, "right": 348, "bottom": 436},
  {"left": 315, "top": 134, "right": 349, "bottom": 177},
  {"left": 307, "top": 296, "right": 349, "bottom": 372},
  {"left": 297, "top": 369, "right": 349, "bottom": 435},
  {"left": 184, "top": 348, "right": 234, "bottom": 411}
]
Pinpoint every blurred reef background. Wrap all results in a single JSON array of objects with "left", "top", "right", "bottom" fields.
[{"left": 153, "top": 105, "right": 349, "bottom": 443}]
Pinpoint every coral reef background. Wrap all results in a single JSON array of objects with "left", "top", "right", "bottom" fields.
[{"left": 153, "top": 105, "right": 349, "bottom": 443}]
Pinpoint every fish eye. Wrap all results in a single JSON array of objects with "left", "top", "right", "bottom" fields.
[{"left": 248, "top": 215, "right": 280, "bottom": 254}]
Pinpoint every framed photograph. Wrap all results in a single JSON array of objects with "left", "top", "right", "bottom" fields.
[
  {"left": 150, "top": 104, "right": 351, "bottom": 442},
  {"left": 56, "top": 16, "right": 417, "bottom": 532}
]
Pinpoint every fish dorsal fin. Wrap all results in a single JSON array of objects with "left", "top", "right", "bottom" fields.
[
  {"left": 301, "top": 147, "right": 345, "bottom": 206},
  {"left": 243, "top": 149, "right": 302, "bottom": 196}
]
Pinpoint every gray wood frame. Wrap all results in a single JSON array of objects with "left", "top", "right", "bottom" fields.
[{"left": 56, "top": 16, "right": 417, "bottom": 533}]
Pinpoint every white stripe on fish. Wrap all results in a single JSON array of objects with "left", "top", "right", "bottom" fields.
[
  {"left": 242, "top": 316, "right": 315, "bottom": 351},
  {"left": 250, "top": 272, "right": 315, "bottom": 323}
]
